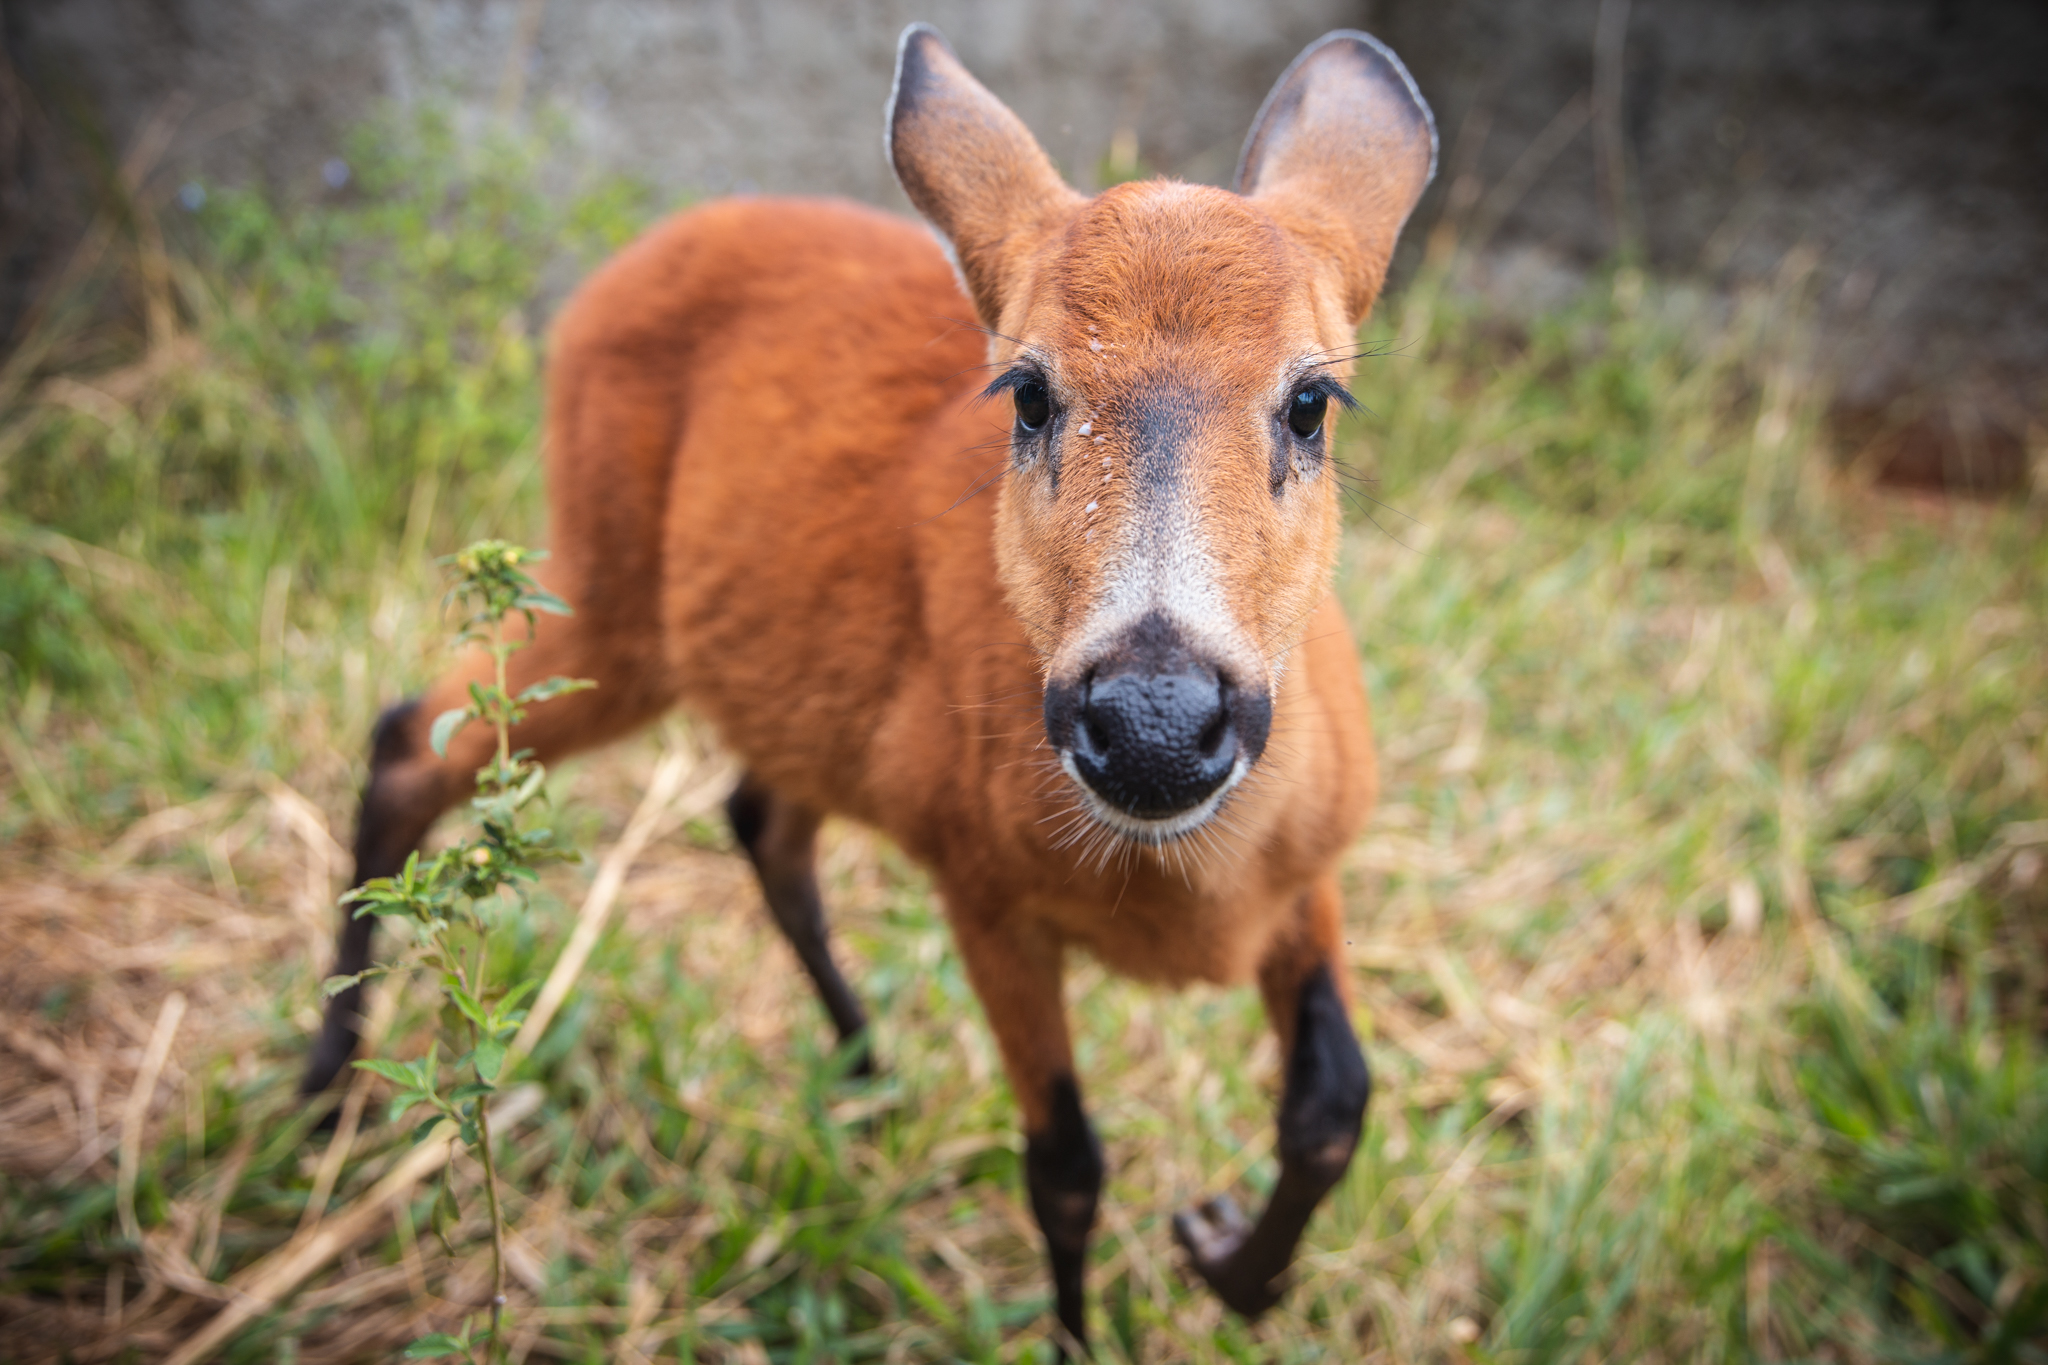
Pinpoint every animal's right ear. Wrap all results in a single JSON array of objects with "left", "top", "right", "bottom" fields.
[{"left": 887, "top": 24, "right": 1081, "bottom": 329}]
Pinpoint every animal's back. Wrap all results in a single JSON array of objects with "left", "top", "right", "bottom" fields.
[{"left": 540, "top": 197, "right": 1004, "bottom": 823}]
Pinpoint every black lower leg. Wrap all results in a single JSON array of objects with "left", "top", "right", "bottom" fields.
[
  {"left": 303, "top": 700, "right": 437, "bottom": 1097},
  {"left": 1174, "top": 963, "right": 1369, "bottom": 1319},
  {"left": 727, "top": 775, "right": 872, "bottom": 1072},
  {"left": 305, "top": 911, "right": 377, "bottom": 1098},
  {"left": 1026, "top": 1074, "right": 1103, "bottom": 1357}
]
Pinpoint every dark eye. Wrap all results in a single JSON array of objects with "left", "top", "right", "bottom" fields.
[
  {"left": 1014, "top": 380, "right": 1051, "bottom": 432},
  {"left": 1287, "top": 387, "right": 1328, "bottom": 440}
]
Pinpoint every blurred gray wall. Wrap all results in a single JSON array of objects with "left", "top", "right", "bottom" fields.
[
  {"left": 1370, "top": 0, "right": 2048, "bottom": 491},
  {"left": 7, "top": 0, "right": 2045, "bottom": 488},
  {"left": 9, "top": 0, "right": 1352, "bottom": 206}
]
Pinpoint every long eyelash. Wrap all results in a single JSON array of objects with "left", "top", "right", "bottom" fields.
[
  {"left": 1300, "top": 375, "right": 1363, "bottom": 414},
  {"left": 980, "top": 365, "right": 1046, "bottom": 405}
]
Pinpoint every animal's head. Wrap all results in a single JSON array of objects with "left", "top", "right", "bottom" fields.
[{"left": 888, "top": 26, "right": 1434, "bottom": 844}]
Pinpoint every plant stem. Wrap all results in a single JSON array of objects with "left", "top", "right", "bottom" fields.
[
  {"left": 474, "top": 1084, "right": 508, "bottom": 1361},
  {"left": 493, "top": 639, "right": 512, "bottom": 778},
  {"left": 476, "top": 612, "right": 513, "bottom": 1360}
]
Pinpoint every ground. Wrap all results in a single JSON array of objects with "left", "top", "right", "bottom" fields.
[{"left": 0, "top": 116, "right": 2044, "bottom": 1363}]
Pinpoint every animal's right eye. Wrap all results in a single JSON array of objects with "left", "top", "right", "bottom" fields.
[
  {"left": 1287, "top": 387, "right": 1329, "bottom": 440},
  {"left": 1014, "top": 380, "right": 1051, "bottom": 432}
]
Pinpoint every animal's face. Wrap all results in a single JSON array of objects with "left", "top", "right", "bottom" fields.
[
  {"left": 889, "top": 26, "right": 1435, "bottom": 843},
  {"left": 987, "top": 183, "right": 1356, "bottom": 840}
]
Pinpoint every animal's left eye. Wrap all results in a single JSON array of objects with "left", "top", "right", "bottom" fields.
[
  {"left": 1014, "top": 380, "right": 1051, "bottom": 432},
  {"left": 1287, "top": 388, "right": 1328, "bottom": 440}
]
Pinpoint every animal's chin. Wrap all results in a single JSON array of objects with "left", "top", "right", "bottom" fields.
[{"left": 1056, "top": 750, "right": 1248, "bottom": 846}]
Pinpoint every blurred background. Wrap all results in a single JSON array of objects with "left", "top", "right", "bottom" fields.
[
  {"left": 6, "top": 0, "right": 2045, "bottom": 488},
  {"left": 0, "top": 3, "right": 2044, "bottom": 1362}
]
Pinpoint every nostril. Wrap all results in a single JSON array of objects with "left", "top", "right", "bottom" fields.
[
  {"left": 1196, "top": 675, "right": 1233, "bottom": 758},
  {"left": 1075, "top": 673, "right": 1109, "bottom": 757}
]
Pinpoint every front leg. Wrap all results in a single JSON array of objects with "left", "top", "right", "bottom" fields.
[
  {"left": 1174, "top": 882, "right": 1369, "bottom": 1319},
  {"left": 950, "top": 908, "right": 1103, "bottom": 1357}
]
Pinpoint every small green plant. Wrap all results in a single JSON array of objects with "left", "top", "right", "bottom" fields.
[{"left": 327, "top": 539, "right": 593, "bottom": 1361}]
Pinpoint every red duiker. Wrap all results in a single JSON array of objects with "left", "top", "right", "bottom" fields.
[{"left": 308, "top": 24, "right": 1434, "bottom": 1350}]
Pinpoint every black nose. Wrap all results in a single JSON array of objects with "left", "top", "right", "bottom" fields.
[{"left": 1043, "top": 613, "right": 1272, "bottom": 821}]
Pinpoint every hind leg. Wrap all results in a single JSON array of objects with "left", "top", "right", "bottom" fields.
[
  {"left": 303, "top": 696, "right": 447, "bottom": 1096},
  {"left": 304, "top": 612, "right": 674, "bottom": 1096},
  {"left": 725, "top": 773, "right": 873, "bottom": 1075}
]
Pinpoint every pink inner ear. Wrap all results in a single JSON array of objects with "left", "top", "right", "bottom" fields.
[
  {"left": 1236, "top": 31, "right": 1436, "bottom": 202},
  {"left": 884, "top": 24, "right": 1083, "bottom": 333},
  {"left": 1233, "top": 32, "right": 1437, "bottom": 328}
]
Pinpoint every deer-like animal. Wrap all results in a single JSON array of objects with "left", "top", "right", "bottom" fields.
[{"left": 307, "top": 24, "right": 1435, "bottom": 1349}]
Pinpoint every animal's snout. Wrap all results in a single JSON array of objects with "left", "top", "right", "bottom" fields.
[
  {"left": 1044, "top": 612, "right": 1272, "bottom": 823},
  {"left": 1072, "top": 667, "right": 1237, "bottom": 817}
]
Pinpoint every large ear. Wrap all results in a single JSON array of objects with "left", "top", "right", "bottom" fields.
[
  {"left": 886, "top": 24, "right": 1081, "bottom": 328},
  {"left": 1235, "top": 32, "right": 1438, "bottom": 327}
]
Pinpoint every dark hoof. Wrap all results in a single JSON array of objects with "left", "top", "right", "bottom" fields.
[{"left": 1172, "top": 1194, "right": 1286, "bottom": 1320}]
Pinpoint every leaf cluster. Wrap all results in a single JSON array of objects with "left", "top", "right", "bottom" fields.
[{"left": 321, "top": 537, "right": 592, "bottom": 1361}]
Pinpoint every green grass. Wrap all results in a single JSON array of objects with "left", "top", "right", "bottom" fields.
[{"left": 1, "top": 113, "right": 2044, "bottom": 1363}]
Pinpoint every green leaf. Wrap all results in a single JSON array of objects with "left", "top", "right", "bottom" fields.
[
  {"left": 513, "top": 675, "right": 596, "bottom": 705},
  {"left": 429, "top": 706, "right": 470, "bottom": 758},
  {"left": 412, "top": 1116, "right": 447, "bottom": 1146},
  {"left": 321, "top": 970, "right": 370, "bottom": 998},
  {"left": 352, "top": 1058, "right": 420, "bottom": 1086},
  {"left": 444, "top": 979, "right": 488, "bottom": 1030},
  {"left": 458, "top": 1117, "right": 480, "bottom": 1147},
  {"left": 489, "top": 978, "right": 540, "bottom": 1030},
  {"left": 514, "top": 588, "right": 573, "bottom": 615},
  {"left": 433, "top": 1171, "right": 461, "bottom": 1246},
  {"left": 387, "top": 1090, "right": 431, "bottom": 1125},
  {"left": 341, "top": 851, "right": 451, "bottom": 922},
  {"left": 403, "top": 1333, "right": 469, "bottom": 1358},
  {"left": 511, "top": 763, "right": 547, "bottom": 810},
  {"left": 474, "top": 1037, "right": 506, "bottom": 1083},
  {"left": 352, "top": 899, "right": 419, "bottom": 920}
]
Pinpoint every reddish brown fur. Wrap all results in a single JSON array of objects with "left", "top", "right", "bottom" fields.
[
  {"left": 400, "top": 192, "right": 1375, "bottom": 1102},
  {"left": 337, "top": 25, "right": 1436, "bottom": 1340}
]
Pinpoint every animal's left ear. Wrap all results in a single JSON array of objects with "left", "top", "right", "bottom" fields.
[{"left": 1236, "top": 32, "right": 1437, "bottom": 327}]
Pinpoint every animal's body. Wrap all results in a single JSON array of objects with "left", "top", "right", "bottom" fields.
[{"left": 310, "top": 25, "right": 1434, "bottom": 1350}]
